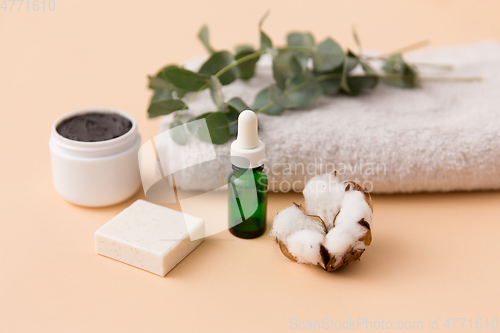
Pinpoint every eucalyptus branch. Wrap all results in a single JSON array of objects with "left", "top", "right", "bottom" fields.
[
  {"left": 419, "top": 76, "right": 482, "bottom": 82},
  {"left": 148, "top": 19, "right": 483, "bottom": 145}
]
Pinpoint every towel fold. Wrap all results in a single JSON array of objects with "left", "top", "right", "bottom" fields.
[{"left": 158, "top": 41, "right": 500, "bottom": 193}]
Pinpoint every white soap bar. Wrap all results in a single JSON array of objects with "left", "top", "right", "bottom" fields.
[{"left": 95, "top": 200, "right": 205, "bottom": 276}]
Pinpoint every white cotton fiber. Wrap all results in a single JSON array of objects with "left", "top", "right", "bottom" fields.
[
  {"left": 270, "top": 205, "right": 325, "bottom": 245},
  {"left": 303, "top": 173, "right": 345, "bottom": 229},
  {"left": 286, "top": 229, "right": 325, "bottom": 265},
  {"left": 322, "top": 227, "right": 353, "bottom": 258},
  {"left": 334, "top": 190, "right": 372, "bottom": 238},
  {"left": 322, "top": 226, "right": 366, "bottom": 267},
  {"left": 322, "top": 190, "right": 372, "bottom": 264}
]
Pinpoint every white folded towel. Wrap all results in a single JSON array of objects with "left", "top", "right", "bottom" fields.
[{"left": 158, "top": 41, "right": 500, "bottom": 193}]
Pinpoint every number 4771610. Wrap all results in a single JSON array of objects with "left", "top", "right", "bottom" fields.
[{"left": 1, "top": 0, "right": 55, "bottom": 11}]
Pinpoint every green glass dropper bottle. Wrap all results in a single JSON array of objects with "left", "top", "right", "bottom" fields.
[{"left": 228, "top": 110, "right": 267, "bottom": 239}]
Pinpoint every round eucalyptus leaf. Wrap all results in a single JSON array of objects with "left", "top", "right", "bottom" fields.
[
  {"left": 148, "top": 99, "right": 187, "bottom": 118},
  {"left": 340, "top": 54, "right": 352, "bottom": 94},
  {"left": 260, "top": 31, "right": 273, "bottom": 51},
  {"left": 287, "top": 32, "right": 315, "bottom": 48},
  {"left": 186, "top": 113, "right": 211, "bottom": 135},
  {"left": 151, "top": 88, "right": 172, "bottom": 102},
  {"left": 382, "top": 54, "right": 405, "bottom": 74},
  {"left": 288, "top": 71, "right": 323, "bottom": 108},
  {"left": 259, "top": 11, "right": 272, "bottom": 51},
  {"left": 313, "top": 66, "right": 343, "bottom": 95},
  {"left": 272, "top": 51, "right": 303, "bottom": 89},
  {"left": 269, "top": 84, "right": 295, "bottom": 108},
  {"left": 235, "top": 45, "right": 254, "bottom": 54},
  {"left": 235, "top": 46, "right": 259, "bottom": 80},
  {"left": 313, "top": 38, "right": 344, "bottom": 72},
  {"left": 361, "top": 61, "right": 377, "bottom": 75},
  {"left": 382, "top": 54, "right": 419, "bottom": 88},
  {"left": 228, "top": 97, "right": 250, "bottom": 112},
  {"left": 199, "top": 51, "right": 239, "bottom": 85},
  {"left": 161, "top": 66, "right": 210, "bottom": 92},
  {"left": 148, "top": 76, "right": 171, "bottom": 91},
  {"left": 149, "top": 74, "right": 186, "bottom": 98},
  {"left": 318, "top": 77, "right": 341, "bottom": 95},
  {"left": 198, "top": 25, "right": 214, "bottom": 54},
  {"left": 209, "top": 76, "right": 225, "bottom": 110},
  {"left": 196, "top": 112, "right": 231, "bottom": 145},
  {"left": 345, "top": 76, "right": 379, "bottom": 95},
  {"left": 226, "top": 97, "right": 251, "bottom": 135},
  {"left": 346, "top": 50, "right": 360, "bottom": 72},
  {"left": 252, "top": 87, "right": 285, "bottom": 115},
  {"left": 287, "top": 32, "right": 315, "bottom": 67}
]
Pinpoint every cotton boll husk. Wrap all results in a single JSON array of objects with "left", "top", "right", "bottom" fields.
[
  {"left": 270, "top": 205, "right": 325, "bottom": 245},
  {"left": 303, "top": 173, "right": 345, "bottom": 228},
  {"left": 286, "top": 230, "right": 325, "bottom": 265}
]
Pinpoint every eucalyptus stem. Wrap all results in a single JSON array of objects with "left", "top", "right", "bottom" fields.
[
  {"left": 254, "top": 102, "right": 275, "bottom": 115},
  {"left": 410, "top": 62, "right": 454, "bottom": 70},
  {"left": 420, "top": 76, "right": 482, "bottom": 82},
  {"left": 382, "top": 74, "right": 482, "bottom": 82},
  {"left": 215, "top": 49, "right": 267, "bottom": 78},
  {"left": 384, "top": 39, "right": 430, "bottom": 55},
  {"left": 316, "top": 73, "right": 343, "bottom": 81},
  {"left": 360, "top": 55, "right": 453, "bottom": 70},
  {"left": 277, "top": 46, "right": 315, "bottom": 53}
]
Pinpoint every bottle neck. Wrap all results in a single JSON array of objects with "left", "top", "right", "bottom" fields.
[{"left": 232, "top": 164, "right": 264, "bottom": 175}]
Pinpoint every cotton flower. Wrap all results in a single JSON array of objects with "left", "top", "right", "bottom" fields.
[{"left": 270, "top": 172, "right": 373, "bottom": 271}]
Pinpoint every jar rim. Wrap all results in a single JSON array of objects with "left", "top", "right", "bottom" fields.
[{"left": 51, "top": 107, "right": 138, "bottom": 149}]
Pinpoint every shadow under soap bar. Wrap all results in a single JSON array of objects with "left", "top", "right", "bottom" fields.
[{"left": 95, "top": 200, "right": 205, "bottom": 276}]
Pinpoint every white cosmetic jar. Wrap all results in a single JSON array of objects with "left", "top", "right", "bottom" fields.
[{"left": 49, "top": 108, "right": 141, "bottom": 207}]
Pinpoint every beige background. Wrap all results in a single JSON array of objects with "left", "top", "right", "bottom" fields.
[{"left": 1, "top": 0, "right": 500, "bottom": 332}]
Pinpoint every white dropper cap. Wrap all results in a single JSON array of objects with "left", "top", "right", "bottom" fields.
[{"left": 230, "top": 110, "right": 266, "bottom": 168}]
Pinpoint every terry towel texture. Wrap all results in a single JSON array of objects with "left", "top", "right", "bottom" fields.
[{"left": 159, "top": 41, "right": 500, "bottom": 193}]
